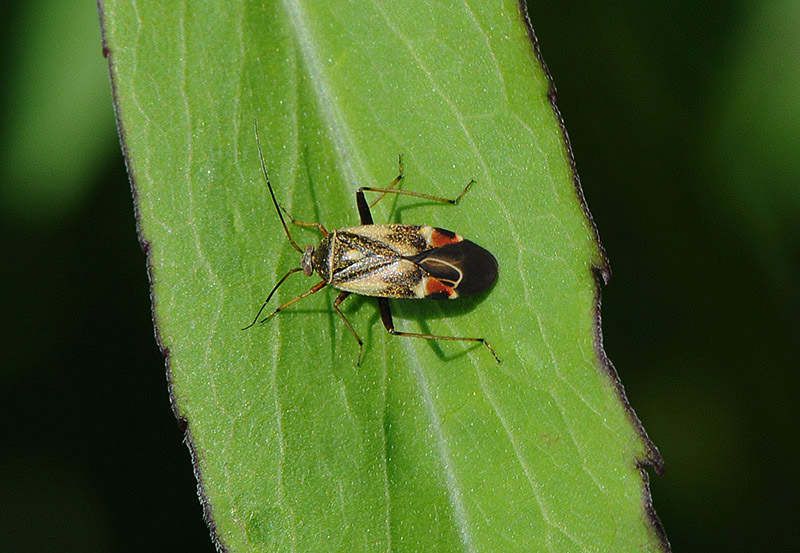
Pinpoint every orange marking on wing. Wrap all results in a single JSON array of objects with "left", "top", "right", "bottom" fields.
[
  {"left": 425, "top": 277, "right": 455, "bottom": 298},
  {"left": 430, "top": 228, "right": 463, "bottom": 248}
]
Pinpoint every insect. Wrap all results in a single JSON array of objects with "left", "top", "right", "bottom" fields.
[{"left": 245, "top": 123, "right": 500, "bottom": 365}]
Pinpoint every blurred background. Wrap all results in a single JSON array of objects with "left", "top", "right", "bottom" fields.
[{"left": 1, "top": 0, "right": 797, "bottom": 551}]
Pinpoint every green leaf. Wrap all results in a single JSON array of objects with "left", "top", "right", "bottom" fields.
[{"left": 100, "top": 1, "right": 667, "bottom": 551}]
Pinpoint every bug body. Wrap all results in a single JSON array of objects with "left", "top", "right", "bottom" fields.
[
  {"left": 313, "top": 224, "right": 497, "bottom": 300},
  {"left": 246, "top": 122, "right": 500, "bottom": 364}
]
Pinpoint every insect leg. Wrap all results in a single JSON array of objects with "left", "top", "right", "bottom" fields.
[
  {"left": 278, "top": 204, "right": 328, "bottom": 236},
  {"left": 333, "top": 291, "right": 365, "bottom": 365},
  {"left": 376, "top": 298, "right": 501, "bottom": 363},
  {"left": 259, "top": 280, "right": 327, "bottom": 323},
  {"left": 242, "top": 267, "right": 305, "bottom": 330},
  {"left": 356, "top": 155, "right": 405, "bottom": 224},
  {"left": 368, "top": 154, "right": 404, "bottom": 208},
  {"left": 357, "top": 186, "right": 375, "bottom": 224},
  {"left": 357, "top": 178, "right": 475, "bottom": 224}
]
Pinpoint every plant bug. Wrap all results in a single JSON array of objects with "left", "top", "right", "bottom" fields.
[{"left": 245, "top": 122, "right": 500, "bottom": 365}]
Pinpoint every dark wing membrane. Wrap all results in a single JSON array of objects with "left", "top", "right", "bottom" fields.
[{"left": 406, "top": 240, "right": 498, "bottom": 297}]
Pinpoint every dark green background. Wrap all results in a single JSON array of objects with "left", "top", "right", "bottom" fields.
[{"left": 2, "top": 1, "right": 797, "bottom": 551}]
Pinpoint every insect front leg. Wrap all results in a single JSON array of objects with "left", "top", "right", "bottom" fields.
[
  {"left": 332, "top": 291, "right": 365, "bottom": 365},
  {"left": 376, "top": 298, "right": 501, "bottom": 363},
  {"left": 259, "top": 280, "right": 327, "bottom": 323},
  {"left": 242, "top": 267, "right": 305, "bottom": 330},
  {"left": 278, "top": 204, "right": 328, "bottom": 236}
]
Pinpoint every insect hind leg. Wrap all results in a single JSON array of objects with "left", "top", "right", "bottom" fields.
[
  {"left": 359, "top": 176, "right": 475, "bottom": 213},
  {"left": 356, "top": 159, "right": 475, "bottom": 226},
  {"left": 368, "top": 154, "right": 405, "bottom": 208},
  {"left": 376, "top": 298, "right": 501, "bottom": 363}
]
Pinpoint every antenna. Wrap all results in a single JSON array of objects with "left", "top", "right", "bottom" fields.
[{"left": 253, "top": 118, "right": 303, "bottom": 253}]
